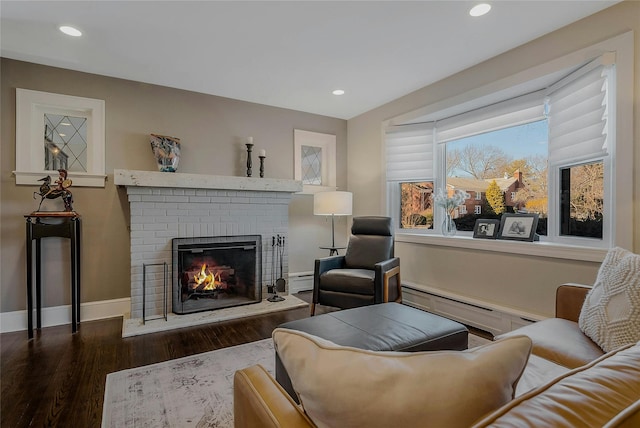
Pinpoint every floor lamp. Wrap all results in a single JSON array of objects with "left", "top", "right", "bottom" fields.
[{"left": 314, "top": 191, "right": 353, "bottom": 253}]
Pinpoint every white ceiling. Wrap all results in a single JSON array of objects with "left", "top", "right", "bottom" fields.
[{"left": 0, "top": 1, "right": 620, "bottom": 120}]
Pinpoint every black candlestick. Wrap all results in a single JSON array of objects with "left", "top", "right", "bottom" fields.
[
  {"left": 246, "top": 143, "right": 254, "bottom": 177},
  {"left": 259, "top": 155, "right": 265, "bottom": 178}
]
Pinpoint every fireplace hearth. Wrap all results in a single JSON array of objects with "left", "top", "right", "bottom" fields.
[{"left": 172, "top": 235, "right": 262, "bottom": 314}]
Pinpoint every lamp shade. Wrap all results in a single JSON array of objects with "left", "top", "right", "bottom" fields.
[{"left": 314, "top": 191, "right": 352, "bottom": 216}]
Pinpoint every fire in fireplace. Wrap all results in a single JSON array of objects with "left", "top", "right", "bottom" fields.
[{"left": 172, "top": 235, "right": 262, "bottom": 314}]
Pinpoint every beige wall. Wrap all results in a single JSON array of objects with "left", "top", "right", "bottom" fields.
[
  {"left": 347, "top": 1, "right": 639, "bottom": 318},
  {"left": 0, "top": 59, "right": 347, "bottom": 313}
]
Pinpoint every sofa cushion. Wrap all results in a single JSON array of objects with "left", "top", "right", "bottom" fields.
[
  {"left": 471, "top": 342, "right": 640, "bottom": 427},
  {"left": 272, "top": 328, "right": 531, "bottom": 428},
  {"left": 579, "top": 247, "right": 640, "bottom": 352},
  {"left": 497, "top": 317, "right": 604, "bottom": 368}
]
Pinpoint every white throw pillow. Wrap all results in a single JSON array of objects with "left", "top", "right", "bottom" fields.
[
  {"left": 579, "top": 247, "right": 640, "bottom": 352},
  {"left": 273, "top": 328, "right": 532, "bottom": 428}
]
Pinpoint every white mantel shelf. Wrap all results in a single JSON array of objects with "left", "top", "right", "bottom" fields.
[{"left": 114, "top": 169, "right": 302, "bottom": 193}]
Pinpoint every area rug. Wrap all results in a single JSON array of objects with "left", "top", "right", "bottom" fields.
[
  {"left": 122, "top": 295, "right": 308, "bottom": 337},
  {"left": 103, "top": 334, "right": 492, "bottom": 428},
  {"left": 102, "top": 338, "right": 275, "bottom": 428}
]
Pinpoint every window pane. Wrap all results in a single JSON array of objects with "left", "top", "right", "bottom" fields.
[
  {"left": 446, "top": 120, "right": 548, "bottom": 232},
  {"left": 560, "top": 162, "right": 603, "bottom": 239},
  {"left": 301, "top": 145, "right": 322, "bottom": 185},
  {"left": 400, "top": 182, "right": 434, "bottom": 229}
]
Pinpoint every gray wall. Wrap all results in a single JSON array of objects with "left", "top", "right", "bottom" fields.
[{"left": 0, "top": 59, "right": 347, "bottom": 312}]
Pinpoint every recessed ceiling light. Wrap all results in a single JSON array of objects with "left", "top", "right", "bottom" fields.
[
  {"left": 332, "top": 89, "right": 345, "bottom": 96},
  {"left": 59, "top": 26, "right": 82, "bottom": 37},
  {"left": 469, "top": 3, "right": 491, "bottom": 17}
]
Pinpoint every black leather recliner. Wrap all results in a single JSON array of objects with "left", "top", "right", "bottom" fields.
[{"left": 310, "top": 216, "right": 401, "bottom": 316}]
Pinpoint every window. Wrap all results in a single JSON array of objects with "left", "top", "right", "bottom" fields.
[
  {"left": 560, "top": 162, "right": 603, "bottom": 239},
  {"left": 399, "top": 182, "right": 434, "bottom": 229},
  {"left": 15, "top": 89, "right": 106, "bottom": 187},
  {"left": 385, "top": 45, "right": 627, "bottom": 250},
  {"left": 386, "top": 123, "right": 434, "bottom": 229},
  {"left": 294, "top": 129, "right": 336, "bottom": 194},
  {"left": 445, "top": 118, "right": 547, "bottom": 231}
]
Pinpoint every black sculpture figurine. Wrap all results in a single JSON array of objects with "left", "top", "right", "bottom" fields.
[{"left": 33, "top": 169, "right": 74, "bottom": 212}]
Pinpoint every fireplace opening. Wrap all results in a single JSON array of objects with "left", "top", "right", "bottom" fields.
[{"left": 172, "top": 235, "right": 262, "bottom": 314}]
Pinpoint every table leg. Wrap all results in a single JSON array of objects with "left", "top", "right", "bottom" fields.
[
  {"left": 75, "top": 219, "right": 81, "bottom": 326},
  {"left": 26, "top": 221, "right": 33, "bottom": 340},
  {"left": 35, "top": 238, "right": 42, "bottom": 330},
  {"left": 70, "top": 225, "right": 77, "bottom": 334}
]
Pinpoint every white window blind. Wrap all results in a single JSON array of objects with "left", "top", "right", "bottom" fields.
[
  {"left": 435, "top": 91, "right": 546, "bottom": 143},
  {"left": 385, "top": 123, "right": 434, "bottom": 181},
  {"left": 546, "top": 56, "right": 613, "bottom": 165}
]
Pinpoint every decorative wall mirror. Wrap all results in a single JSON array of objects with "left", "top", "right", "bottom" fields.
[
  {"left": 293, "top": 129, "right": 336, "bottom": 194},
  {"left": 14, "top": 88, "right": 106, "bottom": 187}
]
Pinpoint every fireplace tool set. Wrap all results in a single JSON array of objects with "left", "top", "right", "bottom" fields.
[{"left": 267, "top": 235, "right": 286, "bottom": 302}]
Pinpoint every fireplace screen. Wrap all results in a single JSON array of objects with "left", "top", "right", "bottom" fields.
[{"left": 172, "top": 235, "right": 262, "bottom": 314}]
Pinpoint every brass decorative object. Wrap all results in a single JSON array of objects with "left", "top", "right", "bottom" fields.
[{"left": 32, "top": 169, "right": 74, "bottom": 212}]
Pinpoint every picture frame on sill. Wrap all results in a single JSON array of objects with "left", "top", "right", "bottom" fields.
[
  {"left": 497, "top": 213, "right": 539, "bottom": 242},
  {"left": 473, "top": 219, "right": 500, "bottom": 239}
]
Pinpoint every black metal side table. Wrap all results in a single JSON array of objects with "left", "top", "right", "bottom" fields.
[
  {"left": 25, "top": 212, "right": 81, "bottom": 339},
  {"left": 319, "top": 246, "right": 347, "bottom": 256}
]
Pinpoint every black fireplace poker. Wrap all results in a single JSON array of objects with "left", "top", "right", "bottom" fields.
[{"left": 267, "top": 235, "right": 285, "bottom": 302}]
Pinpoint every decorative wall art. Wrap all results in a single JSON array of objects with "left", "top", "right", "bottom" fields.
[{"left": 15, "top": 88, "right": 106, "bottom": 187}]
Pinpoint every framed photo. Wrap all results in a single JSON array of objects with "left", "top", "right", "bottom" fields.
[
  {"left": 497, "top": 213, "right": 539, "bottom": 242},
  {"left": 473, "top": 219, "right": 500, "bottom": 239}
]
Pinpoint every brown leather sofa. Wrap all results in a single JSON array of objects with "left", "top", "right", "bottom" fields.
[{"left": 234, "top": 284, "right": 640, "bottom": 427}]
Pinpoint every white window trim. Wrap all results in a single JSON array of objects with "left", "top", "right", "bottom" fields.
[
  {"left": 383, "top": 32, "right": 633, "bottom": 257},
  {"left": 14, "top": 88, "right": 106, "bottom": 187},
  {"left": 474, "top": 205, "right": 482, "bottom": 215},
  {"left": 396, "top": 233, "right": 608, "bottom": 263},
  {"left": 475, "top": 192, "right": 482, "bottom": 200}
]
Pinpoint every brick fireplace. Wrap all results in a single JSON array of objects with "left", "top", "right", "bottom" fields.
[{"left": 115, "top": 169, "right": 302, "bottom": 319}]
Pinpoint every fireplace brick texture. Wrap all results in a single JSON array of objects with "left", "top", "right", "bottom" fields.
[{"left": 125, "top": 187, "right": 292, "bottom": 319}]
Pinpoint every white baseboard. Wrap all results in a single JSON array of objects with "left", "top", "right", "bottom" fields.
[
  {"left": 288, "top": 271, "right": 314, "bottom": 293},
  {"left": 0, "top": 298, "right": 131, "bottom": 333},
  {"left": 402, "top": 281, "right": 544, "bottom": 336}
]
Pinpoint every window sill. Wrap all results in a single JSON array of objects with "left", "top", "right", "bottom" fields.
[{"left": 395, "top": 232, "right": 607, "bottom": 262}]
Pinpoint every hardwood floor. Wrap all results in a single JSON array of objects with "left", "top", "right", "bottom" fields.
[
  {"left": 1, "top": 293, "right": 325, "bottom": 428},
  {"left": 1, "top": 292, "right": 489, "bottom": 427}
]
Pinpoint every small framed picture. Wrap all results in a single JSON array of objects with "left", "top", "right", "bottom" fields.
[
  {"left": 473, "top": 219, "right": 500, "bottom": 239},
  {"left": 497, "top": 213, "right": 539, "bottom": 242}
]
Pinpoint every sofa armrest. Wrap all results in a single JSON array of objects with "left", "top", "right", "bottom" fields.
[
  {"left": 556, "top": 283, "right": 591, "bottom": 322},
  {"left": 234, "top": 365, "right": 315, "bottom": 428}
]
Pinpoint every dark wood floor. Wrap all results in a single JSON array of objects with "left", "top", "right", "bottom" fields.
[
  {"left": 1, "top": 292, "right": 327, "bottom": 428},
  {"left": 1, "top": 293, "right": 490, "bottom": 427}
]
